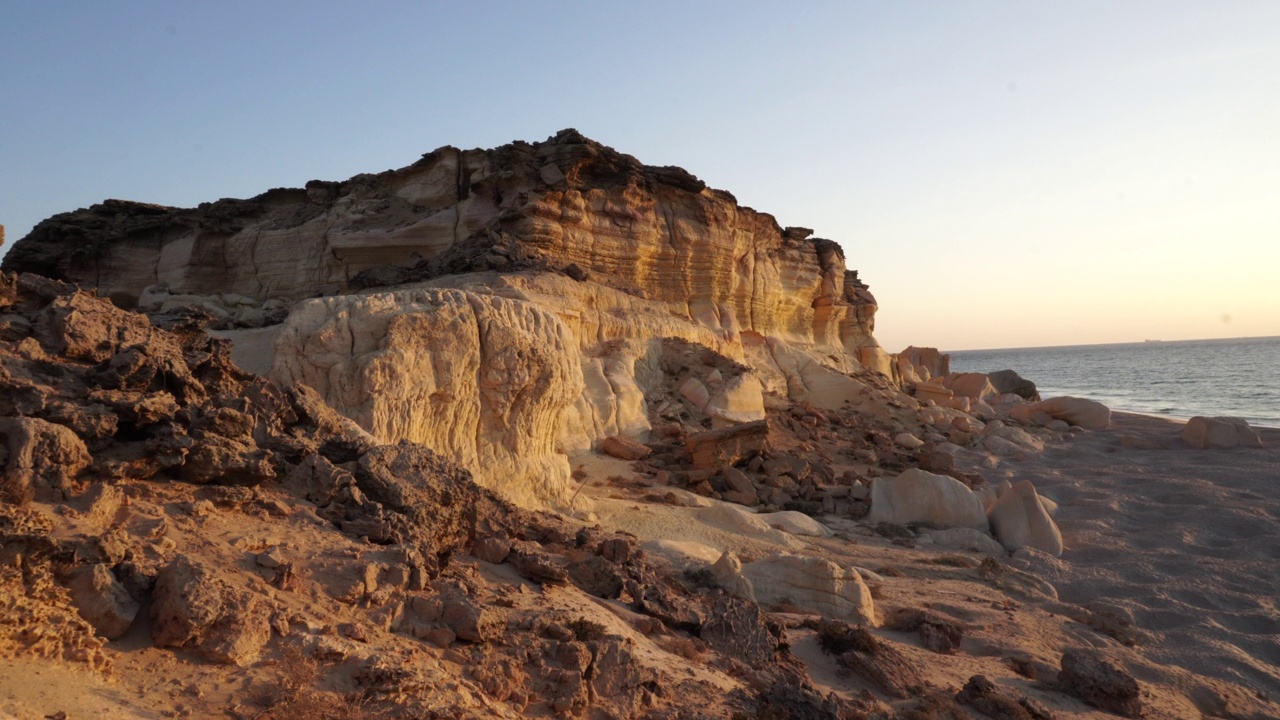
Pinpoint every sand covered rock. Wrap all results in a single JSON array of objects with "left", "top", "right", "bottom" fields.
[
  {"left": 866, "top": 468, "right": 988, "bottom": 530},
  {"left": 1181, "top": 416, "right": 1264, "bottom": 449}
]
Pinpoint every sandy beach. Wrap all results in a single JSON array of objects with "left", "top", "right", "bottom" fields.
[{"left": 576, "top": 410, "right": 1280, "bottom": 718}]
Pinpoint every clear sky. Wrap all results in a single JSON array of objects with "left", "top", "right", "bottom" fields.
[{"left": 2, "top": 1, "right": 1277, "bottom": 351}]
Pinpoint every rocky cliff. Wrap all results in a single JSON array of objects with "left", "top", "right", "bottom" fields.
[
  {"left": 5, "top": 130, "right": 897, "bottom": 507},
  {"left": 4, "top": 129, "right": 879, "bottom": 358}
]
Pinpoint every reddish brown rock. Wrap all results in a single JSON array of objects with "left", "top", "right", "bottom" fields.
[
  {"left": 64, "top": 564, "right": 140, "bottom": 640},
  {"left": 685, "top": 420, "right": 768, "bottom": 470},
  {"left": 0, "top": 416, "right": 92, "bottom": 502},
  {"left": 600, "top": 435, "right": 651, "bottom": 460},
  {"left": 1058, "top": 648, "right": 1142, "bottom": 718}
]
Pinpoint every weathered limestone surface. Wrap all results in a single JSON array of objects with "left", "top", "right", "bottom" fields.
[{"left": 269, "top": 288, "right": 582, "bottom": 507}]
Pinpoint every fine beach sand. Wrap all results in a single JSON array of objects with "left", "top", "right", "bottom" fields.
[
  {"left": 579, "top": 410, "right": 1280, "bottom": 718},
  {"left": 1001, "top": 412, "right": 1280, "bottom": 711}
]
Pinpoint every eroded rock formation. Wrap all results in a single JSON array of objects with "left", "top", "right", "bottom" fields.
[{"left": 5, "top": 130, "right": 898, "bottom": 506}]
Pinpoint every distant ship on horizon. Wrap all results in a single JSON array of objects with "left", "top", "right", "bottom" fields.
[{"left": 1144, "top": 339, "right": 1164, "bottom": 343}]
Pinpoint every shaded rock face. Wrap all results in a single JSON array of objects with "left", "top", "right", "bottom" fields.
[{"left": 4, "top": 130, "right": 878, "bottom": 355}]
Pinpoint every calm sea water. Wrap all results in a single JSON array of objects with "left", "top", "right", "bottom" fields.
[{"left": 949, "top": 336, "right": 1280, "bottom": 428}]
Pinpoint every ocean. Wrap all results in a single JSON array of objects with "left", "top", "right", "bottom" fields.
[{"left": 949, "top": 336, "right": 1280, "bottom": 429}]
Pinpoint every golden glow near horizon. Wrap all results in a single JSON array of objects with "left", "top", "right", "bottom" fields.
[{"left": 1, "top": 3, "right": 1277, "bottom": 352}]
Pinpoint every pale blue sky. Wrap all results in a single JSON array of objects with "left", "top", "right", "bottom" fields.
[{"left": 2, "top": 1, "right": 1277, "bottom": 350}]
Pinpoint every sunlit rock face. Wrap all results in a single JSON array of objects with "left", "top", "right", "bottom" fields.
[
  {"left": 4, "top": 130, "right": 878, "bottom": 356},
  {"left": 269, "top": 288, "right": 583, "bottom": 508},
  {"left": 5, "top": 129, "right": 896, "bottom": 506}
]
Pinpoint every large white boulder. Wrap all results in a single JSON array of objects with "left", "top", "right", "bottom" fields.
[
  {"left": 1181, "top": 416, "right": 1263, "bottom": 449},
  {"left": 705, "top": 374, "right": 766, "bottom": 425},
  {"left": 865, "top": 468, "right": 988, "bottom": 530},
  {"left": 986, "top": 480, "right": 1063, "bottom": 556},
  {"left": 741, "top": 555, "right": 877, "bottom": 626},
  {"left": 270, "top": 289, "right": 583, "bottom": 508}
]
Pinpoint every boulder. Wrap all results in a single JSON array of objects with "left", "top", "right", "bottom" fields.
[
  {"left": 705, "top": 374, "right": 766, "bottom": 424},
  {"left": 741, "top": 555, "right": 877, "bottom": 626},
  {"left": 441, "top": 592, "right": 503, "bottom": 643},
  {"left": 270, "top": 288, "right": 583, "bottom": 508},
  {"left": 65, "top": 564, "right": 140, "bottom": 640},
  {"left": 199, "top": 594, "right": 271, "bottom": 666},
  {"left": 945, "top": 373, "right": 1000, "bottom": 402},
  {"left": 987, "top": 481, "right": 1063, "bottom": 556},
  {"left": 1181, "top": 416, "right": 1263, "bottom": 449},
  {"left": 1059, "top": 648, "right": 1142, "bottom": 718},
  {"left": 151, "top": 555, "right": 225, "bottom": 649},
  {"left": 599, "top": 435, "right": 651, "bottom": 461},
  {"left": 0, "top": 416, "right": 92, "bottom": 502},
  {"left": 898, "top": 347, "right": 950, "bottom": 381},
  {"left": 1028, "top": 396, "right": 1110, "bottom": 430},
  {"left": 987, "top": 369, "right": 1039, "bottom": 401},
  {"left": 913, "top": 382, "right": 954, "bottom": 404},
  {"left": 710, "top": 551, "right": 756, "bottom": 601},
  {"left": 685, "top": 420, "right": 768, "bottom": 470},
  {"left": 678, "top": 377, "right": 711, "bottom": 410},
  {"left": 866, "top": 469, "right": 988, "bottom": 530},
  {"left": 353, "top": 443, "right": 487, "bottom": 554},
  {"left": 893, "top": 432, "right": 924, "bottom": 449}
]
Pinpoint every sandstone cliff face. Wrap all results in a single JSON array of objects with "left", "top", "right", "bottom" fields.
[
  {"left": 5, "top": 130, "right": 895, "bottom": 506},
  {"left": 4, "top": 130, "right": 879, "bottom": 358}
]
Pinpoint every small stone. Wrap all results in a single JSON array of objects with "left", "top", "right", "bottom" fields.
[{"left": 893, "top": 433, "right": 924, "bottom": 449}]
